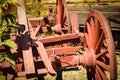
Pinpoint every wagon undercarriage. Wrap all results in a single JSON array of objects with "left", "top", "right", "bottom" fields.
[{"left": 0, "top": 0, "right": 117, "bottom": 80}]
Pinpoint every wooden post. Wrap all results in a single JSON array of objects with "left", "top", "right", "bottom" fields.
[{"left": 17, "top": 0, "right": 35, "bottom": 75}]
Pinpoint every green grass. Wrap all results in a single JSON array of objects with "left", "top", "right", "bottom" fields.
[
  {"left": 0, "top": 76, "right": 6, "bottom": 80},
  {"left": 14, "top": 54, "right": 120, "bottom": 80},
  {"left": 15, "top": 77, "right": 37, "bottom": 80},
  {"left": 14, "top": 68, "right": 87, "bottom": 80},
  {"left": 43, "top": 67, "right": 87, "bottom": 80}
]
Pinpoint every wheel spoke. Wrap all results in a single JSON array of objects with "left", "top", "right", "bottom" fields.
[
  {"left": 62, "top": 16, "right": 66, "bottom": 26},
  {"left": 105, "top": 53, "right": 110, "bottom": 59},
  {"left": 87, "top": 68, "right": 95, "bottom": 80},
  {"left": 90, "top": 17, "right": 97, "bottom": 49},
  {"left": 95, "top": 31, "right": 104, "bottom": 54},
  {"left": 92, "top": 19, "right": 100, "bottom": 49},
  {"left": 87, "top": 69, "right": 91, "bottom": 80},
  {"left": 96, "top": 65, "right": 108, "bottom": 80},
  {"left": 90, "top": 17, "right": 95, "bottom": 37},
  {"left": 56, "top": 0, "right": 63, "bottom": 24},
  {"left": 84, "top": 33, "right": 90, "bottom": 49},
  {"left": 86, "top": 19, "right": 101, "bottom": 50},
  {"left": 86, "top": 22, "right": 92, "bottom": 38},
  {"left": 95, "top": 19, "right": 100, "bottom": 28},
  {"left": 86, "top": 22, "right": 92, "bottom": 48},
  {"left": 96, "top": 49, "right": 108, "bottom": 59},
  {"left": 61, "top": 5, "right": 65, "bottom": 25},
  {"left": 95, "top": 68, "right": 103, "bottom": 80},
  {"left": 96, "top": 60, "right": 110, "bottom": 72},
  {"left": 90, "top": 17, "right": 95, "bottom": 36},
  {"left": 90, "top": 17, "right": 95, "bottom": 32}
]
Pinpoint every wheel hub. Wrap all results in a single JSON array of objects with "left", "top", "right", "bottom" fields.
[{"left": 83, "top": 49, "right": 96, "bottom": 68}]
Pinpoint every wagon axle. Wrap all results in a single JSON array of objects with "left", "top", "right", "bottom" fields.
[{"left": 54, "top": 49, "right": 96, "bottom": 69}]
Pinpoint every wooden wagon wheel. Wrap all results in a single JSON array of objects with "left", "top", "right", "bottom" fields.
[
  {"left": 55, "top": 0, "right": 71, "bottom": 34},
  {"left": 84, "top": 10, "right": 117, "bottom": 80}
]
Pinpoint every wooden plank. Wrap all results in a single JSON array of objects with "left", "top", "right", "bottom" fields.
[
  {"left": 70, "top": 13, "right": 79, "bottom": 33},
  {"left": 38, "top": 33, "right": 79, "bottom": 44},
  {"left": 17, "top": 0, "right": 35, "bottom": 74},
  {"left": 68, "top": 5, "right": 120, "bottom": 12},
  {"left": 37, "top": 69, "right": 48, "bottom": 74},
  {"left": 35, "top": 41, "right": 56, "bottom": 74},
  {"left": 46, "top": 46, "right": 82, "bottom": 56}
]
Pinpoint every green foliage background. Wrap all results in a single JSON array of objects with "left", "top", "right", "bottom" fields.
[
  {"left": 0, "top": 0, "right": 19, "bottom": 67},
  {"left": 25, "top": 0, "right": 49, "bottom": 18}
]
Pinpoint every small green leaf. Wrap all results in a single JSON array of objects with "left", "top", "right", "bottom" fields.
[
  {"left": 0, "top": 6, "right": 3, "bottom": 15},
  {"left": 4, "top": 52, "right": 16, "bottom": 66},
  {"left": 4, "top": 39, "right": 15, "bottom": 48},
  {"left": 2, "top": 2, "right": 8, "bottom": 10},
  {"left": 5, "top": 57, "right": 16, "bottom": 67},
  {"left": 0, "top": 55, "right": 5, "bottom": 62},
  {"left": 0, "top": 0, "right": 19, "bottom": 68}
]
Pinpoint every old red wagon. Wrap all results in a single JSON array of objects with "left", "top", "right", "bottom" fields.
[{"left": 0, "top": 0, "right": 117, "bottom": 80}]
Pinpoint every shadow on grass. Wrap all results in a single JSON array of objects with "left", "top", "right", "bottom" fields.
[
  {"left": 56, "top": 69, "right": 63, "bottom": 80},
  {"left": 38, "top": 74, "right": 45, "bottom": 80}
]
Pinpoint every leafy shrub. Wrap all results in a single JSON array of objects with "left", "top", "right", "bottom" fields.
[{"left": 0, "top": 0, "right": 19, "bottom": 67}]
